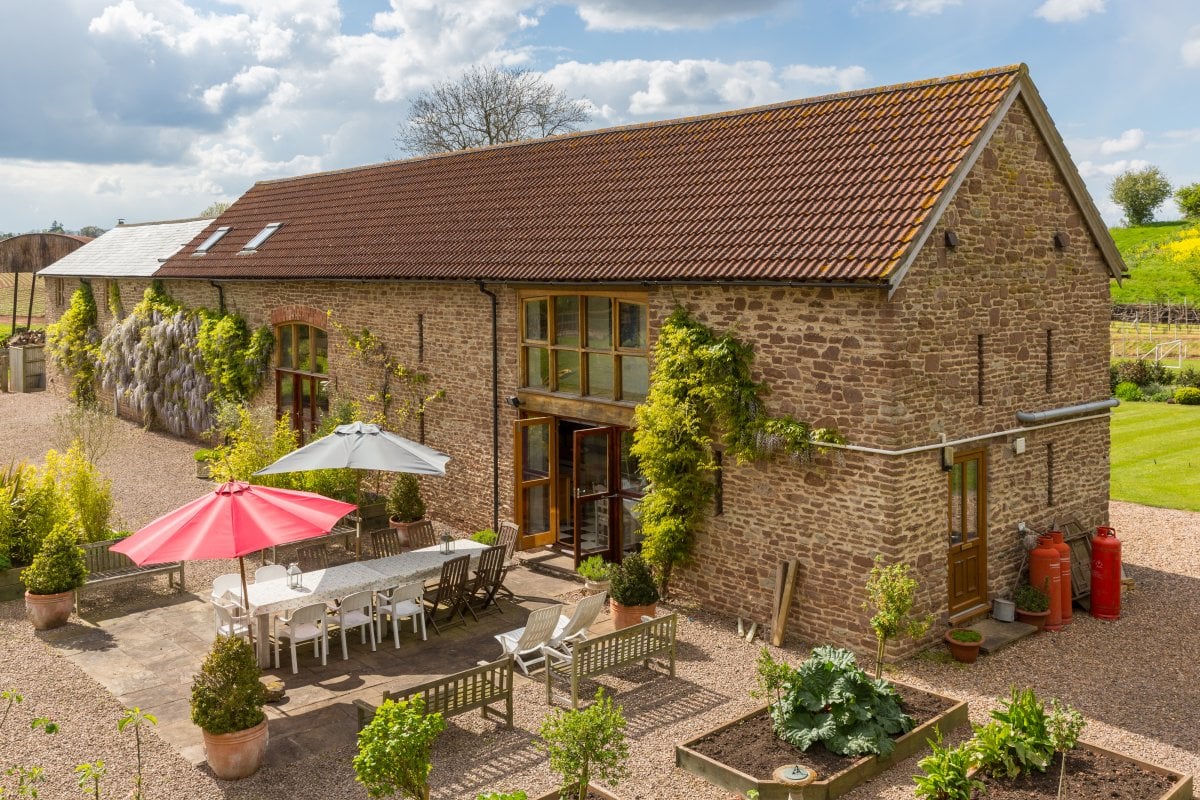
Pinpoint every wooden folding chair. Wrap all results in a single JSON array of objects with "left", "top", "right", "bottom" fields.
[
  {"left": 370, "top": 528, "right": 403, "bottom": 558},
  {"left": 408, "top": 520, "right": 437, "bottom": 550},
  {"left": 469, "top": 545, "right": 508, "bottom": 617},
  {"left": 423, "top": 554, "right": 471, "bottom": 633},
  {"left": 495, "top": 521, "right": 520, "bottom": 600},
  {"left": 296, "top": 543, "right": 329, "bottom": 571}
]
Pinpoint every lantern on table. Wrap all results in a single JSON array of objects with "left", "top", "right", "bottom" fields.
[
  {"left": 286, "top": 562, "right": 302, "bottom": 589},
  {"left": 439, "top": 533, "right": 455, "bottom": 554}
]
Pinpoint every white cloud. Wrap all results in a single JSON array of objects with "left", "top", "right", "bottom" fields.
[
  {"left": 1076, "top": 158, "right": 1149, "bottom": 179},
  {"left": 573, "top": 0, "right": 787, "bottom": 31},
  {"left": 1183, "top": 27, "right": 1200, "bottom": 67},
  {"left": 886, "top": 0, "right": 960, "bottom": 15},
  {"left": 1099, "top": 128, "right": 1145, "bottom": 155},
  {"left": 1034, "top": 0, "right": 1105, "bottom": 23},
  {"left": 546, "top": 59, "right": 869, "bottom": 122}
]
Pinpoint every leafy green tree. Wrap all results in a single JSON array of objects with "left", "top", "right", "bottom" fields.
[
  {"left": 1110, "top": 166, "right": 1172, "bottom": 225},
  {"left": 77, "top": 226, "right": 107, "bottom": 239},
  {"left": 46, "top": 220, "right": 66, "bottom": 233},
  {"left": 863, "top": 556, "right": 932, "bottom": 679},
  {"left": 353, "top": 697, "right": 445, "bottom": 799},
  {"left": 199, "top": 201, "right": 230, "bottom": 218},
  {"left": 46, "top": 284, "right": 101, "bottom": 405},
  {"left": 396, "top": 65, "right": 590, "bottom": 156},
  {"left": 540, "top": 690, "right": 630, "bottom": 800},
  {"left": 117, "top": 708, "right": 156, "bottom": 800},
  {"left": 1177, "top": 183, "right": 1200, "bottom": 219}
]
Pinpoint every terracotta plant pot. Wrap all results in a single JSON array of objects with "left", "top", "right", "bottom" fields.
[
  {"left": 1015, "top": 607, "right": 1050, "bottom": 631},
  {"left": 25, "top": 590, "right": 74, "bottom": 630},
  {"left": 610, "top": 600, "right": 655, "bottom": 630},
  {"left": 944, "top": 629, "right": 982, "bottom": 664},
  {"left": 202, "top": 719, "right": 269, "bottom": 780},
  {"left": 388, "top": 517, "right": 424, "bottom": 547}
]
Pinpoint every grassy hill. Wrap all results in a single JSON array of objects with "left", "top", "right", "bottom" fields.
[{"left": 1110, "top": 220, "right": 1199, "bottom": 305}]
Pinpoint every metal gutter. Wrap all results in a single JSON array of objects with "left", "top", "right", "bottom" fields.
[{"left": 1016, "top": 398, "right": 1119, "bottom": 424}]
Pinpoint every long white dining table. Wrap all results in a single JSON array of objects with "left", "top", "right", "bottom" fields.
[{"left": 242, "top": 540, "right": 488, "bottom": 668}]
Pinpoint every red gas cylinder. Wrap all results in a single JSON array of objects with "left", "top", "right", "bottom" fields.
[
  {"left": 1049, "top": 530, "right": 1072, "bottom": 625},
  {"left": 1091, "top": 526, "right": 1122, "bottom": 620},
  {"left": 1029, "top": 535, "right": 1063, "bottom": 631}
]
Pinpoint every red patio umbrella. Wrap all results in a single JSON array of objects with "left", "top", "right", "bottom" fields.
[{"left": 111, "top": 481, "right": 357, "bottom": 643}]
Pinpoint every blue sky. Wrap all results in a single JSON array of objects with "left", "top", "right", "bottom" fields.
[{"left": 1, "top": 0, "right": 1197, "bottom": 234}]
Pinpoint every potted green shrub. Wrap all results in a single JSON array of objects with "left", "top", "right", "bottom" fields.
[
  {"left": 22, "top": 523, "right": 87, "bottom": 630},
  {"left": 353, "top": 696, "right": 445, "bottom": 800},
  {"left": 1014, "top": 582, "right": 1051, "bottom": 631},
  {"left": 536, "top": 689, "right": 629, "bottom": 800},
  {"left": 470, "top": 529, "right": 498, "bottom": 545},
  {"left": 190, "top": 635, "right": 269, "bottom": 780},
  {"left": 607, "top": 554, "right": 659, "bottom": 629},
  {"left": 944, "top": 628, "right": 983, "bottom": 664},
  {"left": 387, "top": 474, "right": 426, "bottom": 545},
  {"left": 194, "top": 449, "right": 216, "bottom": 480},
  {"left": 577, "top": 555, "right": 612, "bottom": 596}
]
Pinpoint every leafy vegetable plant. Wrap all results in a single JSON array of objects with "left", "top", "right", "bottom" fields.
[
  {"left": 913, "top": 727, "right": 983, "bottom": 800},
  {"left": 971, "top": 687, "right": 1053, "bottom": 779}
]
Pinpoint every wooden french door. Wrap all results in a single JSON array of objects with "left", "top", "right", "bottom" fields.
[
  {"left": 514, "top": 417, "right": 556, "bottom": 549},
  {"left": 947, "top": 449, "right": 988, "bottom": 617},
  {"left": 573, "top": 426, "right": 616, "bottom": 563}
]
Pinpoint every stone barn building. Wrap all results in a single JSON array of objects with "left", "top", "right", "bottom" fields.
[{"left": 41, "top": 64, "right": 1124, "bottom": 653}]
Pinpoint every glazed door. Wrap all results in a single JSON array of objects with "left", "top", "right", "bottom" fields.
[
  {"left": 947, "top": 450, "right": 988, "bottom": 616},
  {"left": 573, "top": 426, "right": 615, "bottom": 565},
  {"left": 514, "top": 417, "right": 556, "bottom": 549}
]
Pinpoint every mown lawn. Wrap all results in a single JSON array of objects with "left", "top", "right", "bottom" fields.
[
  {"left": 1110, "top": 402, "right": 1200, "bottom": 511},
  {"left": 1110, "top": 221, "right": 1198, "bottom": 305}
]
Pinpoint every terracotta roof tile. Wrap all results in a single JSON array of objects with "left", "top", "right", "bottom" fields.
[{"left": 156, "top": 65, "right": 1025, "bottom": 284}]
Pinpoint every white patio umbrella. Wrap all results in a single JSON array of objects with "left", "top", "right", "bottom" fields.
[{"left": 253, "top": 421, "right": 451, "bottom": 556}]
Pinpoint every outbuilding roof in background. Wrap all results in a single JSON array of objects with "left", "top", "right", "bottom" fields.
[
  {"left": 39, "top": 219, "right": 211, "bottom": 278},
  {"left": 154, "top": 64, "right": 1124, "bottom": 288}
]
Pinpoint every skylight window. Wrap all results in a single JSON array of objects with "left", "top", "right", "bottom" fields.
[
  {"left": 193, "top": 226, "right": 230, "bottom": 255},
  {"left": 240, "top": 222, "right": 282, "bottom": 253}
]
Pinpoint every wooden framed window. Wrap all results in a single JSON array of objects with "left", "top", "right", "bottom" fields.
[
  {"left": 275, "top": 322, "right": 329, "bottom": 434},
  {"left": 519, "top": 290, "right": 649, "bottom": 403}
]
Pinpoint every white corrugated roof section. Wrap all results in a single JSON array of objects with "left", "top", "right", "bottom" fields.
[{"left": 38, "top": 218, "right": 212, "bottom": 278}]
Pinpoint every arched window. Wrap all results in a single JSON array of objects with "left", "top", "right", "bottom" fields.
[{"left": 275, "top": 322, "right": 329, "bottom": 432}]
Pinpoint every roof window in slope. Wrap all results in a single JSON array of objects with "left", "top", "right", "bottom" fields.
[
  {"left": 193, "top": 226, "right": 230, "bottom": 255},
  {"left": 240, "top": 222, "right": 283, "bottom": 253}
]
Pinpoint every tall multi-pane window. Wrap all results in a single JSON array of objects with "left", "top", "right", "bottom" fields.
[
  {"left": 520, "top": 293, "right": 649, "bottom": 402},
  {"left": 276, "top": 322, "right": 329, "bottom": 433}
]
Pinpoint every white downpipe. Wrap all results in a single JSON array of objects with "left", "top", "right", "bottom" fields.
[{"left": 819, "top": 411, "right": 1113, "bottom": 457}]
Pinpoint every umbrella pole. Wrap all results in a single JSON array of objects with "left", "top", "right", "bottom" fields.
[
  {"left": 355, "top": 470, "right": 364, "bottom": 560},
  {"left": 238, "top": 556, "right": 255, "bottom": 653}
]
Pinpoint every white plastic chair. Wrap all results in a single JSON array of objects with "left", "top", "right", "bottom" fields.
[
  {"left": 211, "top": 573, "right": 242, "bottom": 602},
  {"left": 212, "top": 599, "right": 251, "bottom": 640},
  {"left": 274, "top": 602, "right": 328, "bottom": 674},
  {"left": 494, "top": 604, "right": 563, "bottom": 675},
  {"left": 547, "top": 591, "right": 607, "bottom": 655},
  {"left": 376, "top": 583, "right": 427, "bottom": 648},
  {"left": 254, "top": 564, "right": 287, "bottom": 583},
  {"left": 332, "top": 590, "right": 377, "bottom": 660}
]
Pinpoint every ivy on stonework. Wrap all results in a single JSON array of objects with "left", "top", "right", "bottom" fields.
[{"left": 630, "top": 307, "right": 844, "bottom": 596}]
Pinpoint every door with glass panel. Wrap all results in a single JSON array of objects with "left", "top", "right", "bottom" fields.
[
  {"left": 947, "top": 450, "right": 988, "bottom": 616},
  {"left": 514, "top": 417, "right": 556, "bottom": 549},
  {"left": 573, "top": 426, "right": 614, "bottom": 563}
]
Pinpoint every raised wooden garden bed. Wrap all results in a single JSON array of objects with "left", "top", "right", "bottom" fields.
[
  {"left": 976, "top": 741, "right": 1192, "bottom": 800},
  {"left": 530, "top": 784, "right": 622, "bottom": 800},
  {"left": 676, "top": 683, "right": 967, "bottom": 800}
]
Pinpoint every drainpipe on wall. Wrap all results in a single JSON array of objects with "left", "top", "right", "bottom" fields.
[
  {"left": 209, "top": 281, "right": 226, "bottom": 314},
  {"left": 477, "top": 280, "right": 500, "bottom": 531}
]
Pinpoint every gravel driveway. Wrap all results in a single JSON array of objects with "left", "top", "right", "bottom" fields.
[{"left": 0, "top": 391, "right": 1194, "bottom": 799}]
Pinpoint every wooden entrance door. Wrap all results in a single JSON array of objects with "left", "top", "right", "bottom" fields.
[
  {"left": 947, "top": 449, "right": 988, "bottom": 617},
  {"left": 514, "top": 417, "right": 556, "bottom": 549}
]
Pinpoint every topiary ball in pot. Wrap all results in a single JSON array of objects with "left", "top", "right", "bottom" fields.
[
  {"left": 387, "top": 474, "right": 426, "bottom": 547},
  {"left": 608, "top": 554, "right": 660, "bottom": 629},
  {"left": 191, "top": 635, "right": 269, "bottom": 779},
  {"left": 22, "top": 523, "right": 88, "bottom": 630}
]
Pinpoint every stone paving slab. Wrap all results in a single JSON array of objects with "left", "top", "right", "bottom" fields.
[
  {"left": 48, "top": 562, "right": 586, "bottom": 769},
  {"left": 969, "top": 616, "right": 1038, "bottom": 654}
]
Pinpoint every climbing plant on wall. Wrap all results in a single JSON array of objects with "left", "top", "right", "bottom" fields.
[
  {"left": 46, "top": 284, "right": 101, "bottom": 405},
  {"left": 631, "top": 307, "right": 845, "bottom": 596},
  {"left": 98, "top": 282, "right": 272, "bottom": 438}
]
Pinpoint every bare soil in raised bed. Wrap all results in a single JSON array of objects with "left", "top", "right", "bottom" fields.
[
  {"left": 689, "top": 685, "right": 953, "bottom": 780},
  {"left": 975, "top": 749, "right": 1179, "bottom": 799}
]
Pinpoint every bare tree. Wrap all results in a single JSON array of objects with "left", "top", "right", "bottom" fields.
[{"left": 396, "top": 65, "right": 591, "bottom": 156}]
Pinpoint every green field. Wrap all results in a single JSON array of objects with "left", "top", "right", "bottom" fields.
[
  {"left": 1110, "top": 221, "right": 1198, "bottom": 305},
  {"left": 0, "top": 273, "right": 44, "bottom": 321},
  {"left": 1110, "top": 402, "right": 1200, "bottom": 511}
]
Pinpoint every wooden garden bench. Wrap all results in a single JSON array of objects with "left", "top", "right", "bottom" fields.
[
  {"left": 542, "top": 613, "right": 677, "bottom": 708},
  {"left": 76, "top": 538, "right": 185, "bottom": 610},
  {"left": 353, "top": 655, "right": 514, "bottom": 731}
]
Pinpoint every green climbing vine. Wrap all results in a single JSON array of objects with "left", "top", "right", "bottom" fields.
[
  {"left": 46, "top": 284, "right": 100, "bottom": 405},
  {"left": 196, "top": 312, "right": 273, "bottom": 405},
  {"left": 630, "top": 307, "right": 845, "bottom": 596},
  {"left": 106, "top": 281, "right": 123, "bottom": 319}
]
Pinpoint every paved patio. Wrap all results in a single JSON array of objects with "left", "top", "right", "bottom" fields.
[{"left": 41, "top": 559, "right": 592, "bottom": 769}]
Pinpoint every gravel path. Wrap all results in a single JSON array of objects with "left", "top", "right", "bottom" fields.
[{"left": 0, "top": 391, "right": 1195, "bottom": 799}]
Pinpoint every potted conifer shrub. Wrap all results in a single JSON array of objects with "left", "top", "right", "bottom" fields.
[
  {"left": 608, "top": 554, "right": 659, "bottom": 630},
  {"left": 22, "top": 523, "right": 87, "bottom": 630},
  {"left": 191, "top": 635, "right": 269, "bottom": 779},
  {"left": 387, "top": 473, "right": 426, "bottom": 546}
]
